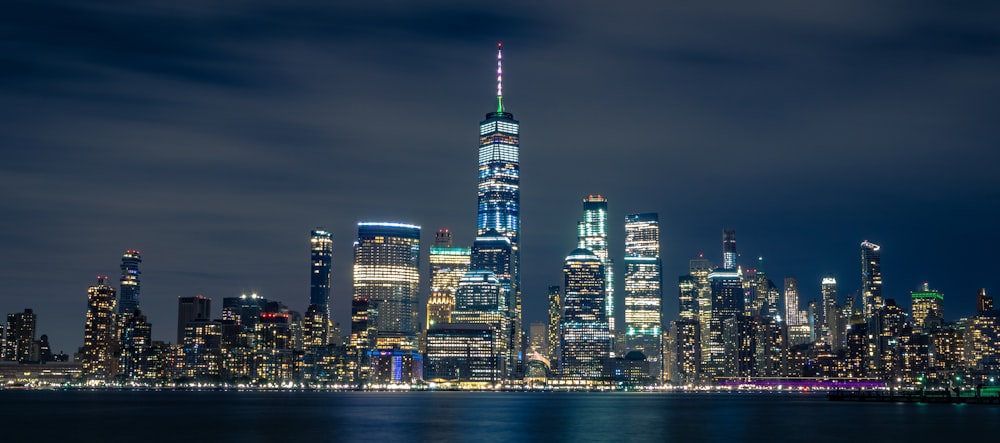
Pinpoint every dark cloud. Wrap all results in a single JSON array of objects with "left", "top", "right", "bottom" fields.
[{"left": 1, "top": 0, "right": 998, "bottom": 351}]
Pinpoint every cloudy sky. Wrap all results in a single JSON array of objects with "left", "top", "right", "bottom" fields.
[{"left": 2, "top": 0, "right": 998, "bottom": 352}]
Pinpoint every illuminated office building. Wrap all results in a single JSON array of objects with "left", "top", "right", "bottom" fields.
[
  {"left": 352, "top": 222, "right": 420, "bottom": 382},
  {"left": 177, "top": 295, "right": 211, "bottom": 344},
  {"left": 722, "top": 229, "right": 737, "bottom": 270},
  {"left": 861, "top": 240, "right": 883, "bottom": 321},
  {"left": 821, "top": 277, "right": 838, "bottom": 344},
  {"left": 5, "top": 309, "right": 36, "bottom": 363},
  {"left": 548, "top": 285, "right": 561, "bottom": 362},
  {"left": 670, "top": 319, "right": 700, "bottom": 385},
  {"left": 477, "top": 43, "right": 521, "bottom": 369},
  {"left": 688, "top": 257, "right": 713, "bottom": 372},
  {"left": 117, "top": 250, "right": 141, "bottom": 315},
  {"left": 469, "top": 230, "right": 518, "bottom": 374},
  {"left": 911, "top": 283, "right": 944, "bottom": 331},
  {"left": 83, "top": 276, "right": 118, "bottom": 381},
  {"left": 785, "top": 277, "right": 810, "bottom": 346},
  {"left": 308, "top": 228, "right": 333, "bottom": 345},
  {"left": 425, "top": 324, "right": 500, "bottom": 384},
  {"left": 623, "top": 213, "right": 661, "bottom": 378},
  {"left": 578, "top": 195, "right": 615, "bottom": 333},
  {"left": 559, "top": 249, "right": 610, "bottom": 380},
  {"left": 705, "top": 269, "right": 742, "bottom": 378},
  {"left": 426, "top": 229, "right": 471, "bottom": 329},
  {"left": 119, "top": 309, "right": 153, "bottom": 381}
]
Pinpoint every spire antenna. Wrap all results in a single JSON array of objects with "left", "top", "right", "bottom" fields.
[{"left": 496, "top": 42, "right": 504, "bottom": 113}]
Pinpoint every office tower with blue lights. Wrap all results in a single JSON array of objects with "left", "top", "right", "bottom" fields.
[
  {"left": 623, "top": 213, "right": 662, "bottom": 378},
  {"left": 578, "top": 195, "right": 615, "bottom": 334},
  {"left": 426, "top": 229, "right": 471, "bottom": 330},
  {"left": 84, "top": 277, "right": 118, "bottom": 381},
  {"left": 478, "top": 43, "right": 521, "bottom": 368},
  {"left": 449, "top": 270, "right": 509, "bottom": 380},
  {"left": 117, "top": 250, "right": 141, "bottom": 315},
  {"left": 704, "top": 231, "right": 742, "bottom": 378},
  {"left": 351, "top": 222, "right": 421, "bottom": 383},
  {"left": 722, "top": 229, "right": 737, "bottom": 270},
  {"left": 861, "top": 240, "right": 883, "bottom": 321},
  {"left": 559, "top": 249, "right": 610, "bottom": 380},
  {"left": 468, "top": 230, "right": 517, "bottom": 375},
  {"left": 307, "top": 228, "right": 333, "bottom": 345}
]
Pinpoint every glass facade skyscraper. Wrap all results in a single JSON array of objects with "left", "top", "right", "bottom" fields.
[
  {"left": 478, "top": 43, "right": 521, "bottom": 368},
  {"left": 352, "top": 222, "right": 421, "bottom": 351},
  {"left": 117, "top": 250, "right": 141, "bottom": 315},
  {"left": 623, "top": 213, "right": 661, "bottom": 378},
  {"left": 559, "top": 249, "right": 610, "bottom": 379},
  {"left": 308, "top": 229, "right": 333, "bottom": 345},
  {"left": 860, "top": 240, "right": 883, "bottom": 322},
  {"left": 84, "top": 276, "right": 117, "bottom": 381},
  {"left": 578, "top": 195, "right": 615, "bottom": 333},
  {"left": 426, "top": 229, "right": 471, "bottom": 329}
]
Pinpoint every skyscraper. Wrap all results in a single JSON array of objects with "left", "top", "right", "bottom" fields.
[
  {"left": 861, "top": 240, "right": 883, "bottom": 321},
  {"left": 977, "top": 288, "right": 994, "bottom": 313},
  {"left": 352, "top": 222, "right": 420, "bottom": 382},
  {"left": 83, "top": 277, "right": 117, "bottom": 381},
  {"left": 785, "top": 277, "right": 810, "bottom": 346},
  {"left": 559, "top": 249, "right": 610, "bottom": 380},
  {"left": 478, "top": 43, "right": 521, "bottom": 370},
  {"left": 177, "top": 295, "right": 211, "bottom": 344},
  {"left": 5, "top": 309, "right": 36, "bottom": 363},
  {"left": 449, "top": 270, "right": 509, "bottom": 379},
  {"left": 426, "top": 229, "right": 471, "bottom": 329},
  {"left": 578, "top": 195, "right": 615, "bottom": 332},
  {"left": 117, "top": 250, "right": 141, "bottom": 315},
  {"left": 547, "top": 285, "right": 561, "bottom": 362},
  {"left": 705, "top": 269, "right": 742, "bottom": 377},
  {"left": 722, "top": 229, "right": 737, "bottom": 270},
  {"left": 910, "top": 282, "right": 944, "bottom": 330},
  {"left": 623, "top": 213, "right": 662, "bottom": 378},
  {"left": 821, "top": 277, "right": 839, "bottom": 345},
  {"left": 308, "top": 228, "right": 333, "bottom": 344},
  {"left": 469, "top": 230, "right": 517, "bottom": 375}
]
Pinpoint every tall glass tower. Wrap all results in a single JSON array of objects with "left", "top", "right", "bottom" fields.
[
  {"left": 352, "top": 222, "right": 421, "bottom": 351},
  {"left": 559, "top": 249, "right": 610, "bottom": 379},
  {"left": 860, "top": 240, "right": 882, "bottom": 321},
  {"left": 578, "top": 195, "right": 614, "bottom": 332},
  {"left": 478, "top": 42, "right": 521, "bottom": 370},
  {"left": 309, "top": 228, "right": 333, "bottom": 345},
  {"left": 117, "top": 250, "right": 141, "bottom": 315},
  {"left": 426, "top": 228, "right": 471, "bottom": 329},
  {"left": 623, "top": 213, "right": 662, "bottom": 377},
  {"left": 722, "top": 229, "right": 737, "bottom": 270}
]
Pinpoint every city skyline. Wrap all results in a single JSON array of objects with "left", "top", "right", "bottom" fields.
[{"left": 2, "top": 1, "right": 999, "bottom": 354}]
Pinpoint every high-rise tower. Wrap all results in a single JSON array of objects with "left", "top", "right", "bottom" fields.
[
  {"left": 578, "top": 195, "right": 615, "bottom": 333},
  {"left": 559, "top": 249, "right": 610, "bottom": 379},
  {"left": 426, "top": 228, "right": 471, "bottom": 329},
  {"left": 310, "top": 229, "right": 333, "bottom": 316},
  {"left": 84, "top": 276, "right": 117, "bottom": 381},
  {"left": 722, "top": 229, "right": 737, "bottom": 270},
  {"left": 861, "top": 241, "right": 883, "bottom": 321},
  {"left": 623, "top": 213, "right": 661, "bottom": 377},
  {"left": 478, "top": 43, "right": 521, "bottom": 372},
  {"left": 118, "top": 250, "right": 141, "bottom": 315}
]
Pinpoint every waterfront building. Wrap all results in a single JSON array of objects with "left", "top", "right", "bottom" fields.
[
  {"left": 425, "top": 324, "right": 500, "bottom": 384},
  {"left": 426, "top": 229, "right": 471, "bottom": 329},
  {"left": 117, "top": 250, "right": 141, "bottom": 315},
  {"left": 820, "top": 277, "right": 837, "bottom": 344},
  {"left": 969, "top": 309, "right": 1000, "bottom": 374},
  {"left": 119, "top": 309, "right": 153, "bottom": 381},
  {"left": 688, "top": 257, "right": 713, "bottom": 377},
  {"left": 83, "top": 277, "right": 117, "bottom": 381},
  {"left": 911, "top": 283, "right": 944, "bottom": 331},
  {"left": 670, "top": 319, "right": 700, "bottom": 385},
  {"left": 623, "top": 213, "right": 662, "bottom": 378},
  {"left": 177, "top": 295, "right": 211, "bottom": 344},
  {"left": 578, "top": 195, "right": 615, "bottom": 333},
  {"left": 559, "top": 249, "right": 610, "bottom": 380},
  {"left": 529, "top": 322, "right": 547, "bottom": 356},
  {"left": 469, "top": 230, "right": 518, "bottom": 375},
  {"left": 705, "top": 269, "right": 742, "bottom": 378},
  {"left": 450, "top": 270, "right": 510, "bottom": 379},
  {"left": 182, "top": 319, "right": 223, "bottom": 380},
  {"left": 861, "top": 240, "right": 883, "bottom": 321},
  {"left": 308, "top": 228, "right": 333, "bottom": 344},
  {"left": 547, "top": 285, "right": 561, "bottom": 362},
  {"left": 351, "top": 222, "right": 420, "bottom": 383},
  {"left": 5, "top": 309, "right": 36, "bottom": 363},
  {"left": 477, "top": 43, "right": 522, "bottom": 370}
]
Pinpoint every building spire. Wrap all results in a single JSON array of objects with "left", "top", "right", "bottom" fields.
[{"left": 496, "top": 42, "right": 504, "bottom": 113}]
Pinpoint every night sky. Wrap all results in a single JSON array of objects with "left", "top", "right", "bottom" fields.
[{"left": 2, "top": 1, "right": 999, "bottom": 353}]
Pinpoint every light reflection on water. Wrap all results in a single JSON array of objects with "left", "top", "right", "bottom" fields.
[{"left": 1, "top": 391, "right": 996, "bottom": 443}]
